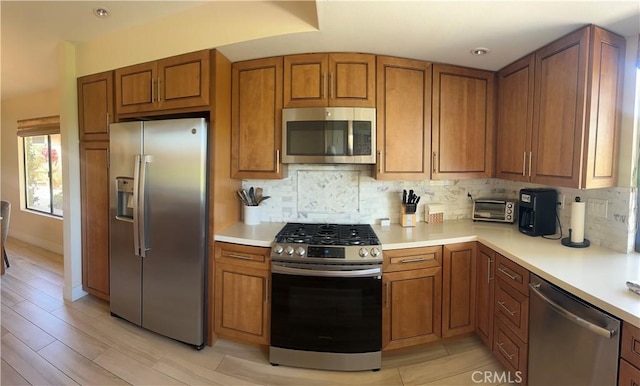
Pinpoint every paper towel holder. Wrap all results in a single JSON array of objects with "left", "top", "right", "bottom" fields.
[{"left": 561, "top": 229, "right": 590, "bottom": 248}]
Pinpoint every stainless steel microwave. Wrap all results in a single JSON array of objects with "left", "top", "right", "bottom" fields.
[
  {"left": 282, "top": 107, "right": 376, "bottom": 164},
  {"left": 472, "top": 199, "right": 517, "bottom": 223}
]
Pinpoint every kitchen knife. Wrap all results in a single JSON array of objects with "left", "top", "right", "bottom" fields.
[
  {"left": 408, "top": 190, "right": 414, "bottom": 204},
  {"left": 402, "top": 190, "right": 407, "bottom": 205}
]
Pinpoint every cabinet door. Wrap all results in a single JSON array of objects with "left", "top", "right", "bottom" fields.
[
  {"left": 115, "top": 61, "right": 157, "bottom": 115},
  {"left": 231, "top": 57, "right": 285, "bottom": 179},
  {"left": 442, "top": 242, "right": 477, "bottom": 337},
  {"left": 375, "top": 56, "right": 432, "bottom": 180},
  {"left": 284, "top": 53, "right": 327, "bottom": 107},
  {"left": 157, "top": 50, "right": 210, "bottom": 111},
  {"left": 328, "top": 53, "right": 375, "bottom": 107},
  {"left": 476, "top": 243, "right": 495, "bottom": 349},
  {"left": 80, "top": 141, "right": 110, "bottom": 300},
  {"left": 78, "top": 72, "right": 114, "bottom": 141},
  {"left": 432, "top": 64, "right": 495, "bottom": 179},
  {"left": 383, "top": 267, "right": 442, "bottom": 351},
  {"left": 496, "top": 54, "right": 534, "bottom": 182},
  {"left": 618, "top": 359, "right": 640, "bottom": 386},
  {"left": 214, "top": 262, "right": 269, "bottom": 345}
]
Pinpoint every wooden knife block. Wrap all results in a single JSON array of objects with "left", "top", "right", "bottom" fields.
[{"left": 401, "top": 206, "right": 416, "bottom": 227}]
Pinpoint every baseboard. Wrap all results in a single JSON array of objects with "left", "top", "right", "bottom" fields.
[
  {"left": 65, "top": 284, "right": 88, "bottom": 302},
  {"left": 9, "top": 230, "right": 64, "bottom": 255}
]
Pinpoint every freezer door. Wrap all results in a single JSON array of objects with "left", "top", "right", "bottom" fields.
[
  {"left": 141, "top": 118, "right": 207, "bottom": 346},
  {"left": 109, "top": 122, "right": 143, "bottom": 325}
]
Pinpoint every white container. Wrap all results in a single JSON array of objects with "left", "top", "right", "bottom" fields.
[{"left": 243, "top": 205, "right": 261, "bottom": 225}]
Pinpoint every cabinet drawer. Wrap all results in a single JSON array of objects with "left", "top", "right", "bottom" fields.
[
  {"left": 495, "top": 254, "right": 529, "bottom": 295},
  {"left": 495, "top": 278, "right": 529, "bottom": 342},
  {"left": 383, "top": 246, "right": 442, "bottom": 272},
  {"left": 622, "top": 322, "right": 640, "bottom": 369},
  {"left": 493, "top": 318, "right": 527, "bottom": 383},
  {"left": 214, "top": 242, "right": 270, "bottom": 269},
  {"left": 619, "top": 358, "right": 640, "bottom": 386}
]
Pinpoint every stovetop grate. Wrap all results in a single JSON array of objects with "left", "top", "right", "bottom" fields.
[{"left": 275, "top": 223, "right": 380, "bottom": 246}]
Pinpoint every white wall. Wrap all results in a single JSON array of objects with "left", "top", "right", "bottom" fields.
[{"left": 0, "top": 89, "right": 64, "bottom": 253}]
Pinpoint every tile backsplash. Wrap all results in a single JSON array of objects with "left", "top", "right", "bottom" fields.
[{"left": 243, "top": 164, "right": 637, "bottom": 253}]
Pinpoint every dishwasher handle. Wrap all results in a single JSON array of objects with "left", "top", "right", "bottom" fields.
[{"left": 529, "top": 282, "right": 617, "bottom": 338}]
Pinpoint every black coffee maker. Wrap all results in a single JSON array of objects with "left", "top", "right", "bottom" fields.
[{"left": 518, "top": 188, "right": 557, "bottom": 236}]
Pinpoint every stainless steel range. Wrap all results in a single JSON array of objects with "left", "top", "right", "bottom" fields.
[{"left": 269, "top": 223, "right": 383, "bottom": 372}]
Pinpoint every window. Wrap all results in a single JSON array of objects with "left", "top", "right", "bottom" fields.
[{"left": 17, "top": 116, "right": 63, "bottom": 217}]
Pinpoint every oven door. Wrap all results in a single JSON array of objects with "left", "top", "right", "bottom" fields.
[{"left": 270, "top": 263, "right": 382, "bottom": 354}]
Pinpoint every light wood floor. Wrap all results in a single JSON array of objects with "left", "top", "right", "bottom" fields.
[{"left": 1, "top": 237, "right": 509, "bottom": 385}]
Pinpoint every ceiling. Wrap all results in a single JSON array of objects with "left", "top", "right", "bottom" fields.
[{"left": 2, "top": 1, "right": 639, "bottom": 101}]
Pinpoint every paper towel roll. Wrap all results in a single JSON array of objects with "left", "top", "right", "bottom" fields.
[{"left": 570, "top": 200, "right": 586, "bottom": 243}]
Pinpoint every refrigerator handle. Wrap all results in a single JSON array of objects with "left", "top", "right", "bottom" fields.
[
  {"left": 139, "top": 155, "right": 152, "bottom": 258},
  {"left": 132, "top": 155, "right": 142, "bottom": 256}
]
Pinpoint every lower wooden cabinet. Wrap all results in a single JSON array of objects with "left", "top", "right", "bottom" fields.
[
  {"left": 382, "top": 267, "right": 442, "bottom": 350},
  {"left": 476, "top": 243, "right": 496, "bottom": 348},
  {"left": 79, "top": 141, "right": 110, "bottom": 300},
  {"left": 213, "top": 242, "right": 270, "bottom": 345},
  {"left": 442, "top": 242, "right": 477, "bottom": 337},
  {"left": 619, "top": 358, "right": 640, "bottom": 386},
  {"left": 493, "top": 318, "right": 528, "bottom": 382},
  {"left": 620, "top": 321, "right": 640, "bottom": 386}
]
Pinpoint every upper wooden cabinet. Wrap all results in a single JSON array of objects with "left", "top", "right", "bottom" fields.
[
  {"left": 77, "top": 71, "right": 114, "bottom": 141},
  {"left": 115, "top": 50, "right": 210, "bottom": 116},
  {"left": 497, "top": 25, "right": 625, "bottom": 189},
  {"left": 375, "top": 56, "right": 432, "bottom": 180},
  {"left": 231, "top": 56, "right": 285, "bottom": 179},
  {"left": 496, "top": 54, "right": 535, "bottom": 182},
  {"left": 432, "top": 64, "right": 495, "bottom": 179},
  {"left": 283, "top": 53, "right": 375, "bottom": 108}
]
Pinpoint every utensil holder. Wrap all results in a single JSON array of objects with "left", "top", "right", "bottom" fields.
[
  {"left": 243, "top": 205, "right": 261, "bottom": 225},
  {"left": 401, "top": 205, "right": 416, "bottom": 227}
]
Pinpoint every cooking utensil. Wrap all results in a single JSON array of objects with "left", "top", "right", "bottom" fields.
[
  {"left": 237, "top": 190, "right": 249, "bottom": 206},
  {"left": 248, "top": 187, "right": 255, "bottom": 206},
  {"left": 255, "top": 187, "right": 263, "bottom": 204}
]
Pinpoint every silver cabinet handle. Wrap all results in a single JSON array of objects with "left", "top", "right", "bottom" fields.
[
  {"left": 432, "top": 152, "right": 437, "bottom": 173},
  {"left": 321, "top": 73, "right": 326, "bottom": 100},
  {"left": 329, "top": 72, "right": 334, "bottom": 99},
  {"left": 377, "top": 150, "right": 382, "bottom": 173},
  {"left": 275, "top": 150, "right": 280, "bottom": 174},
  {"left": 401, "top": 257, "right": 428, "bottom": 263},
  {"left": 227, "top": 253, "right": 254, "bottom": 260},
  {"left": 529, "top": 283, "right": 617, "bottom": 338},
  {"left": 496, "top": 341, "right": 514, "bottom": 360},
  {"left": 522, "top": 152, "right": 526, "bottom": 176},
  {"left": 498, "top": 266, "right": 520, "bottom": 282},
  {"left": 497, "top": 301, "right": 517, "bottom": 316},
  {"left": 487, "top": 258, "right": 493, "bottom": 283},
  {"left": 157, "top": 78, "right": 162, "bottom": 102}
]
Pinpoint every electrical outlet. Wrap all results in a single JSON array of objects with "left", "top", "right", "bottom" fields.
[
  {"left": 587, "top": 198, "right": 608, "bottom": 218},
  {"left": 558, "top": 194, "right": 565, "bottom": 209}
]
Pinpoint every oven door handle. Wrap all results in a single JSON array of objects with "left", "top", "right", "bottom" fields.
[{"left": 271, "top": 264, "right": 382, "bottom": 278}]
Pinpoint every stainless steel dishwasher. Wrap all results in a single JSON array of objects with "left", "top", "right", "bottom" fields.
[{"left": 528, "top": 274, "right": 620, "bottom": 386}]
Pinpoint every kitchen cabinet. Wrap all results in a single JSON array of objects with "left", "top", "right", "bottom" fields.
[
  {"left": 497, "top": 25, "right": 625, "bottom": 188},
  {"left": 432, "top": 64, "right": 495, "bottom": 179},
  {"left": 77, "top": 71, "right": 114, "bottom": 141},
  {"left": 619, "top": 321, "right": 640, "bottom": 386},
  {"left": 213, "top": 242, "right": 270, "bottom": 345},
  {"left": 382, "top": 246, "right": 442, "bottom": 351},
  {"left": 283, "top": 53, "right": 375, "bottom": 108},
  {"left": 492, "top": 253, "right": 529, "bottom": 383},
  {"left": 442, "top": 242, "right": 477, "bottom": 338},
  {"left": 374, "top": 56, "right": 432, "bottom": 180},
  {"left": 115, "top": 50, "right": 210, "bottom": 116},
  {"left": 231, "top": 56, "right": 286, "bottom": 179},
  {"left": 476, "top": 243, "right": 495, "bottom": 349},
  {"left": 496, "top": 54, "right": 534, "bottom": 182},
  {"left": 79, "top": 141, "right": 110, "bottom": 301}
]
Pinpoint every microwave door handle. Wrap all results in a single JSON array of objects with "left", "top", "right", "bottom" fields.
[{"left": 347, "top": 120, "right": 353, "bottom": 156}]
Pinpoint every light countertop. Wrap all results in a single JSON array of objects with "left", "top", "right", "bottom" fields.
[{"left": 215, "top": 219, "right": 640, "bottom": 328}]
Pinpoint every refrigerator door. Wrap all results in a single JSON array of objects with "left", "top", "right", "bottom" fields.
[
  {"left": 109, "top": 122, "right": 144, "bottom": 325},
  {"left": 141, "top": 118, "right": 207, "bottom": 346}
]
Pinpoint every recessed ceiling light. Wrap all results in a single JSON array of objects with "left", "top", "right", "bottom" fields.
[
  {"left": 470, "top": 47, "right": 490, "bottom": 56},
  {"left": 93, "top": 7, "right": 110, "bottom": 18}
]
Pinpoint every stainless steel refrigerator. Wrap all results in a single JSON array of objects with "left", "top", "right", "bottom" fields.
[{"left": 109, "top": 118, "right": 207, "bottom": 349}]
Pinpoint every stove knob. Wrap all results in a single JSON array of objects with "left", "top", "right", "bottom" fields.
[
  {"left": 370, "top": 247, "right": 381, "bottom": 257},
  {"left": 285, "top": 246, "right": 294, "bottom": 255},
  {"left": 273, "top": 245, "right": 284, "bottom": 255},
  {"left": 359, "top": 248, "right": 369, "bottom": 258},
  {"left": 295, "top": 247, "right": 306, "bottom": 256}
]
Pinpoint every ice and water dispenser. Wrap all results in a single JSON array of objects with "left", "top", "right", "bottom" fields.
[{"left": 115, "top": 177, "right": 134, "bottom": 220}]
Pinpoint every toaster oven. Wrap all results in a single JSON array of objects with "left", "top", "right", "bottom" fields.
[{"left": 472, "top": 199, "right": 516, "bottom": 223}]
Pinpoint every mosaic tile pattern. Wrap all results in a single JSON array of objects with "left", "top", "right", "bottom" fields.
[{"left": 243, "top": 164, "right": 636, "bottom": 253}]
